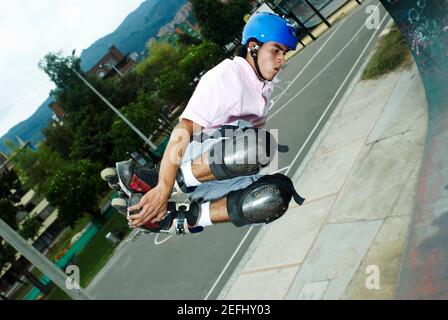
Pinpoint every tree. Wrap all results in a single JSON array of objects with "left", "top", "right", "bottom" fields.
[
  {"left": 155, "top": 69, "right": 193, "bottom": 106},
  {"left": 136, "top": 41, "right": 182, "bottom": 80},
  {"left": 0, "top": 198, "right": 19, "bottom": 230},
  {"left": 10, "top": 144, "right": 66, "bottom": 196},
  {"left": 109, "top": 91, "right": 164, "bottom": 161},
  {"left": 7, "top": 147, "right": 37, "bottom": 191},
  {"left": 19, "top": 216, "right": 42, "bottom": 242},
  {"left": 68, "top": 109, "right": 115, "bottom": 166},
  {"left": 0, "top": 168, "right": 23, "bottom": 205},
  {"left": 39, "top": 51, "right": 139, "bottom": 166},
  {"left": 191, "top": 0, "right": 252, "bottom": 47},
  {"left": 45, "top": 159, "right": 106, "bottom": 227},
  {"left": 177, "top": 33, "right": 202, "bottom": 47},
  {"left": 178, "top": 41, "right": 223, "bottom": 79},
  {"left": 107, "top": 71, "right": 142, "bottom": 109},
  {"left": 42, "top": 123, "right": 75, "bottom": 161},
  {"left": 38, "top": 52, "right": 81, "bottom": 92}
]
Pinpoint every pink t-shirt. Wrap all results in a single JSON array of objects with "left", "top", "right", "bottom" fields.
[{"left": 179, "top": 56, "right": 275, "bottom": 132}]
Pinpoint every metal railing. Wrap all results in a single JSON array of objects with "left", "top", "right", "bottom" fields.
[{"left": 275, "top": 0, "right": 361, "bottom": 28}]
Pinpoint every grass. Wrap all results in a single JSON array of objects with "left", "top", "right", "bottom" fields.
[
  {"left": 68, "top": 212, "right": 130, "bottom": 287},
  {"left": 44, "top": 284, "right": 71, "bottom": 300},
  {"left": 46, "top": 215, "right": 93, "bottom": 261},
  {"left": 362, "top": 24, "right": 413, "bottom": 80}
]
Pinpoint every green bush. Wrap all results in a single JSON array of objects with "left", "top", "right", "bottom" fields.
[{"left": 362, "top": 25, "right": 412, "bottom": 80}]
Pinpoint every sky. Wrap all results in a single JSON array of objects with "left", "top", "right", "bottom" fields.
[{"left": 0, "top": 0, "right": 146, "bottom": 137}]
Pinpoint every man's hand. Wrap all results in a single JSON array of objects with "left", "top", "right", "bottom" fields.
[
  {"left": 126, "top": 119, "right": 198, "bottom": 228},
  {"left": 127, "top": 183, "right": 171, "bottom": 227}
]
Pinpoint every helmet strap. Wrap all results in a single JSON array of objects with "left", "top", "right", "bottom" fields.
[{"left": 249, "top": 42, "right": 267, "bottom": 81}]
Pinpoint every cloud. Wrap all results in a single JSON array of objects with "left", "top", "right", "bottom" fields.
[{"left": 0, "top": 0, "right": 145, "bottom": 137}]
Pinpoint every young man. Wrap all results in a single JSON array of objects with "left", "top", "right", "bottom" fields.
[{"left": 127, "top": 12, "right": 304, "bottom": 234}]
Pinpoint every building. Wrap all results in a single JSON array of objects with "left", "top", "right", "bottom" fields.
[
  {"left": 0, "top": 188, "right": 63, "bottom": 296},
  {"left": 156, "top": 2, "right": 201, "bottom": 39},
  {"left": 48, "top": 101, "right": 65, "bottom": 126},
  {"left": 48, "top": 101, "right": 65, "bottom": 125},
  {"left": 0, "top": 141, "right": 32, "bottom": 175},
  {"left": 0, "top": 156, "right": 63, "bottom": 296},
  {"left": 0, "top": 152, "right": 11, "bottom": 175},
  {"left": 87, "top": 45, "right": 138, "bottom": 80}
]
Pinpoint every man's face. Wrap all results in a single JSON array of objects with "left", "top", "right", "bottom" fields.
[{"left": 251, "top": 41, "right": 289, "bottom": 80}]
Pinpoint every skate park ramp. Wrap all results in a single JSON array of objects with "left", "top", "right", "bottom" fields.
[{"left": 379, "top": 0, "right": 448, "bottom": 299}]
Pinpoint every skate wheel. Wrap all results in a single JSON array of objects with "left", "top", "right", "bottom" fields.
[
  {"left": 100, "top": 167, "right": 117, "bottom": 181},
  {"left": 111, "top": 197, "right": 127, "bottom": 215}
]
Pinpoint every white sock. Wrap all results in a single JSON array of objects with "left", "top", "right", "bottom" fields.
[
  {"left": 180, "top": 161, "right": 202, "bottom": 187},
  {"left": 197, "top": 202, "right": 213, "bottom": 227}
]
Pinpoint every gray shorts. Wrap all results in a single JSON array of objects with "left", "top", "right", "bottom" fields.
[{"left": 180, "top": 121, "right": 261, "bottom": 202}]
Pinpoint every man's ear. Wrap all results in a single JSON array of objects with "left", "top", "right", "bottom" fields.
[{"left": 247, "top": 40, "right": 259, "bottom": 51}]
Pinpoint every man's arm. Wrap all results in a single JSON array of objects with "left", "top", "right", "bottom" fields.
[
  {"left": 128, "top": 119, "right": 201, "bottom": 227},
  {"left": 158, "top": 119, "right": 196, "bottom": 195}
]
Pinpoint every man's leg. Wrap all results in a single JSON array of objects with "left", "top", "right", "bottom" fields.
[
  {"left": 209, "top": 197, "right": 230, "bottom": 223},
  {"left": 178, "top": 127, "right": 277, "bottom": 188},
  {"left": 176, "top": 128, "right": 304, "bottom": 230},
  {"left": 191, "top": 174, "right": 305, "bottom": 228}
]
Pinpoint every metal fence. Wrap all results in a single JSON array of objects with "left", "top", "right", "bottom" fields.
[
  {"left": 223, "top": 0, "right": 362, "bottom": 55},
  {"left": 274, "top": 0, "right": 357, "bottom": 28}
]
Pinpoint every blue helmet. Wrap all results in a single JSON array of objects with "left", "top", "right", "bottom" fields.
[{"left": 242, "top": 12, "right": 298, "bottom": 50}]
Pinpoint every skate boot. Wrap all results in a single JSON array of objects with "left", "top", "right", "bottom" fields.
[
  {"left": 126, "top": 193, "right": 204, "bottom": 235},
  {"left": 102, "top": 160, "right": 158, "bottom": 217},
  {"left": 101, "top": 160, "right": 158, "bottom": 196},
  {"left": 102, "top": 159, "right": 199, "bottom": 234},
  {"left": 101, "top": 159, "right": 191, "bottom": 202},
  {"left": 114, "top": 160, "right": 159, "bottom": 196}
]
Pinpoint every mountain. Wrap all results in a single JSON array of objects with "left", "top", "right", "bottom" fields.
[
  {"left": 0, "top": 0, "right": 188, "bottom": 155},
  {"left": 0, "top": 96, "right": 54, "bottom": 154},
  {"left": 80, "top": 0, "right": 187, "bottom": 70}
]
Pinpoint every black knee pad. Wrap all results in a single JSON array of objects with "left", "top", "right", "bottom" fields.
[
  {"left": 208, "top": 128, "right": 277, "bottom": 180},
  {"left": 226, "top": 174, "right": 305, "bottom": 227}
]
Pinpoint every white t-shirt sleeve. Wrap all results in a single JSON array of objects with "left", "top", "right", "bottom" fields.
[{"left": 179, "top": 61, "right": 241, "bottom": 128}]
